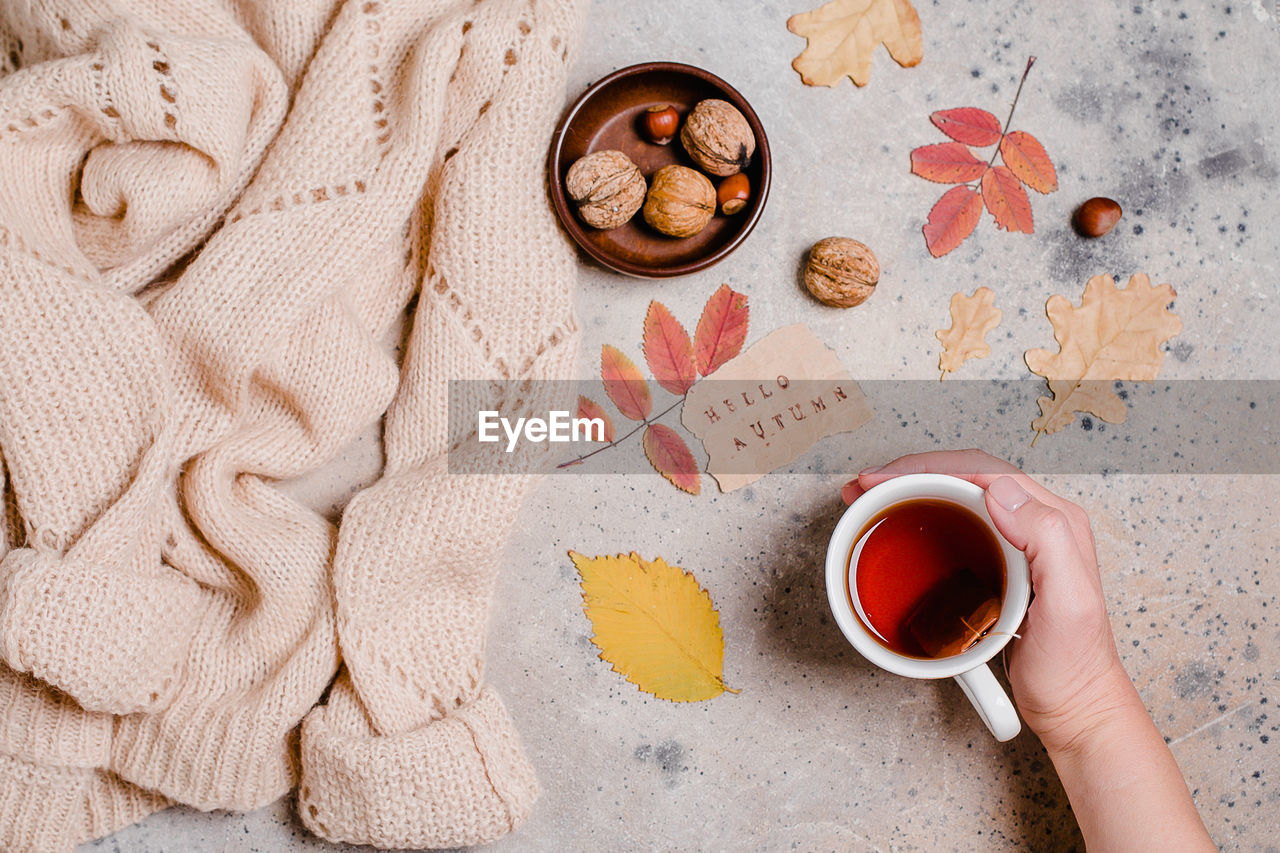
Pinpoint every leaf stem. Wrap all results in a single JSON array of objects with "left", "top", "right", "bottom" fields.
[
  {"left": 556, "top": 395, "right": 687, "bottom": 468},
  {"left": 965, "top": 56, "right": 1037, "bottom": 191}
]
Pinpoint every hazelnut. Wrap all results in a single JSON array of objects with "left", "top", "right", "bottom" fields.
[
  {"left": 1074, "top": 197, "right": 1122, "bottom": 238},
  {"left": 564, "top": 150, "right": 646, "bottom": 230},
  {"left": 680, "top": 99, "right": 756, "bottom": 177},
  {"left": 716, "top": 173, "right": 751, "bottom": 215},
  {"left": 803, "top": 237, "right": 879, "bottom": 308},
  {"left": 642, "top": 165, "right": 715, "bottom": 238},
  {"left": 641, "top": 104, "right": 679, "bottom": 145}
]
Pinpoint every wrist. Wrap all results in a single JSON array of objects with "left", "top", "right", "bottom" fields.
[
  {"left": 1030, "top": 663, "right": 1219, "bottom": 852},
  {"left": 1029, "top": 659, "right": 1148, "bottom": 759}
]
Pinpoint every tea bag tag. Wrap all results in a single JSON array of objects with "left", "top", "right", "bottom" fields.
[{"left": 905, "top": 568, "right": 1001, "bottom": 658}]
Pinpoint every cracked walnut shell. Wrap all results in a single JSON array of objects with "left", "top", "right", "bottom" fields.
[
  {"left": 804, "top": 237, "right": 880, "bottom": 308},
  {"left": 642, "top": 165, "right": 715, "bottom": 238},
  {"left": 564, "top": 150, "right": 646, "bottom": 229},
  {"left": 680, "top": 99, "right": 756, "bottom": 177}
]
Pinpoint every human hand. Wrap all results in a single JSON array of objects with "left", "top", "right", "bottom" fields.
[
  {"left": 842, "top": 450, "right": 1216, "bottom": 849},
  {"left": 842, "top": 449, "right": 1133, "bottom": 753}
]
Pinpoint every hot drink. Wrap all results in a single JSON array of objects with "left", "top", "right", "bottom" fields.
[{"left": 846, "top": 498, "right": 1005, "bottom": 659}]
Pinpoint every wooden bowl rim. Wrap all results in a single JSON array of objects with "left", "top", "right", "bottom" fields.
[{"left": 547, "top": 61, "right": 772, "bottom": 279}]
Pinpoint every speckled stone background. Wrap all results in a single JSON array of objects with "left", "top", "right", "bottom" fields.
[{"left": 87, "top": 0, "right": 1279, "bottom": 850}]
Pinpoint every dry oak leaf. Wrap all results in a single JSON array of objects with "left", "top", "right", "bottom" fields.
[
  {"left": 569, "top": 551, "right": 737, "bottom": 702},
  {"left": 643, "top": 423, "right": 701, "bottom": 495},
  {"left": 787, "top": 0, "right": 923, "bottom": 88},
  {"left": 1025, "top": 273, "right": 1182, "bottom": 439},
  {"left": 601, "top": 344, "right": 652, "bottom": 422},
  {"left": 937, "top": 286, "right": 1002, "bottom": 379},
  {"left": 642, "top": 301, "right": 697, "bottom": 396}
]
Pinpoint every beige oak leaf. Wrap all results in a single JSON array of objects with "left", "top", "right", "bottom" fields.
[
  {"left": 937, "top": 287, "right": 1002, "bottom": 379},
  {"left": 568, "top": 551, "right": 737, "bottom": 702},
  {"left": 1025, "top": 273, "right": 1182, "bottom": 441},
  {"left": 787, "top": 0, "right": 923, "bottom": 88}
]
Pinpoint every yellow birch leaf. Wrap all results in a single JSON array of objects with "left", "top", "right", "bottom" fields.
[
  {"left": 1025, "top": 273, "right": 1182, "bottom": 440},
  {"left": 937, "top": 286, "right": 1002, "bottom": 379},
  {"left": 569, "top": 551, "right": 737, "bottom": 703},
  {"left": 787, "top": 0, "right": 924, "bottom": 88}
]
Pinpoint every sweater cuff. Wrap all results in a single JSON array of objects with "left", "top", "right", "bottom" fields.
[
  {"left": 0, "top": 753, "right": 86, "bottom": 853},
  {"left": 0, "top": 752, "right": 168, "bottom": 853},
  {"left": 110, "top": 696, "right": 296, "bottom": 812},
  {"left": 0, "top": 547, "right": 203, "bottom": 715},
  {"left": 298, "top": 684, "right": 539, "bottom": 849}
]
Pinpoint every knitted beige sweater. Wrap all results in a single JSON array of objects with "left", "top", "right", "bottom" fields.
[{"left": 0, "top": 0, "right": 583, "bottom": 850}]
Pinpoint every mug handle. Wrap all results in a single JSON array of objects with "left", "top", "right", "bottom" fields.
[{"left": 954, "top": 664, "right": 1021, "bottom": 742}]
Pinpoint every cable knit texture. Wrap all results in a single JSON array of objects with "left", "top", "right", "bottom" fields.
[{"left": 0, "top": 0, "right": 583, "bottom": 849}]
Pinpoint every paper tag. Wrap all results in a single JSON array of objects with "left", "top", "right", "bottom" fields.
[{"left": 681, "top": 323, "right": 872, "bottom": 492}]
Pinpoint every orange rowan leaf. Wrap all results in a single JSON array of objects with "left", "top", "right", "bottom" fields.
[
  {"left": 601, "top": 344, "right": 652, "bottom": 421},
  {"left": 923, "top": 186, "right": 984, "bottom": 257},
  {"left": 694, "top": 284, "right": 749, "bottom": 376},
  {"left": 643, "top": 423, "right": 701, "bottom": 494},
  {"left": 576, "top": 396, "right": 614, "bottom": 442},
  {"left": 910, "top": 142, "right": 987, "bottom": 184},
  {"left": 1024, "top": 273, "right": 1182, "bottom": 440},
  {"left": 981, "top": 165, "right": 1034, "bottom": 233},
  {"left": 1000, "top": 130, "right": 1057, "bottom": 193},
  {"left": 930, "top": 107, "right": 1002, "bottom": 147},
  {"left": 642, "top": 301, "right": 697, "bottom": 396}
]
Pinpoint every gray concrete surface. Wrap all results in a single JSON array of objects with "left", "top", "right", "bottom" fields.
[{"left": 87, "top": 0, "right": 1279, "bottom": 850}]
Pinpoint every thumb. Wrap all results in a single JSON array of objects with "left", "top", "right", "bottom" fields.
[{"left": 984, "top": 477, "right": 1098, "bottom": 607}]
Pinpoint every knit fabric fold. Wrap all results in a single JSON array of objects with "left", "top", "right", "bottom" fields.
[
  {"left": 0, "top": 0, "right": 583, "bottom": 848},
  {"left": 296, "top": 0, "right": 584, "bottom": 845},
  {"left": 1, "top": 531, "right": 170, "bottom": 853},
  {"left": 0, "top": 753, "right": 169, "bottom": 853},
  {"left": 301, "top": 679, "right": 541, "bottom": 848}
]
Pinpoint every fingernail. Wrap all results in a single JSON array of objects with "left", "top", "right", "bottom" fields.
[
  {"left": 990, "top": 476, "right": 1030, "bottom": 512},
  {"left": 840, "top": 480, "right": 861, "bottom": 505},
  {"left": 858, "top": 464, "right": 884, "bottom": 477}
]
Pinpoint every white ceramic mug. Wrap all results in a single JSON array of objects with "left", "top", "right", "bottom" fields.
[{"left": 825, "top": 473, "right": 1031, "bottom": 741}]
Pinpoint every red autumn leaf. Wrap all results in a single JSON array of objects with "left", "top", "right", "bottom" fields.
[
  {"left": 923, "top": 186, "right": 984, "bottom": 258},
  {"left": 694, "top": 284, "right": 749, "bottom": 377},
  {"left": 930, "top": 107, "right": 1002, "bottom": 147},
  {"left": 981, "top": 165, "right": 1035, "bottom": 233},
  {"left": 642, "top": 423, "right": 700, "bottom": 495},
  {"left": 601, "top": 344, "right": 652, "bottom": 421},
  {"left": 576, "top": 395, "right": 615, "bottom": 442},
  {"left": 910, "top": 142, "right": 987, "bottom": 184},
  {"left": 999, "top": 130, "right": 1057, "bottom": 193},
  {"left": 642, "top": 301, "right": 697, "bottom": 396}
]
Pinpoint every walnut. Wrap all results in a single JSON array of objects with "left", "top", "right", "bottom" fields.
[
  {"left": 679, "top": 99, "right": 756, "bottom": 177},
  {"left": 564, "top": 150, "right": 646, "bottom": 229},
  {"left": 642, "top": 165, "right": 715, "bottom": 238},
  {"left": 803, "top": 237, "right": 880, "bottom": 308}
]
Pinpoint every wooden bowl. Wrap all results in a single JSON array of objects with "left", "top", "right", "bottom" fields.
[{"left": 548, "top": 62, "right": 771, "bottom": 278}]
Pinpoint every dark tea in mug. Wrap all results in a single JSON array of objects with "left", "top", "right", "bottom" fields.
[{"left": 845, "top": 498, "right": 1006, "bottom": 659}]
